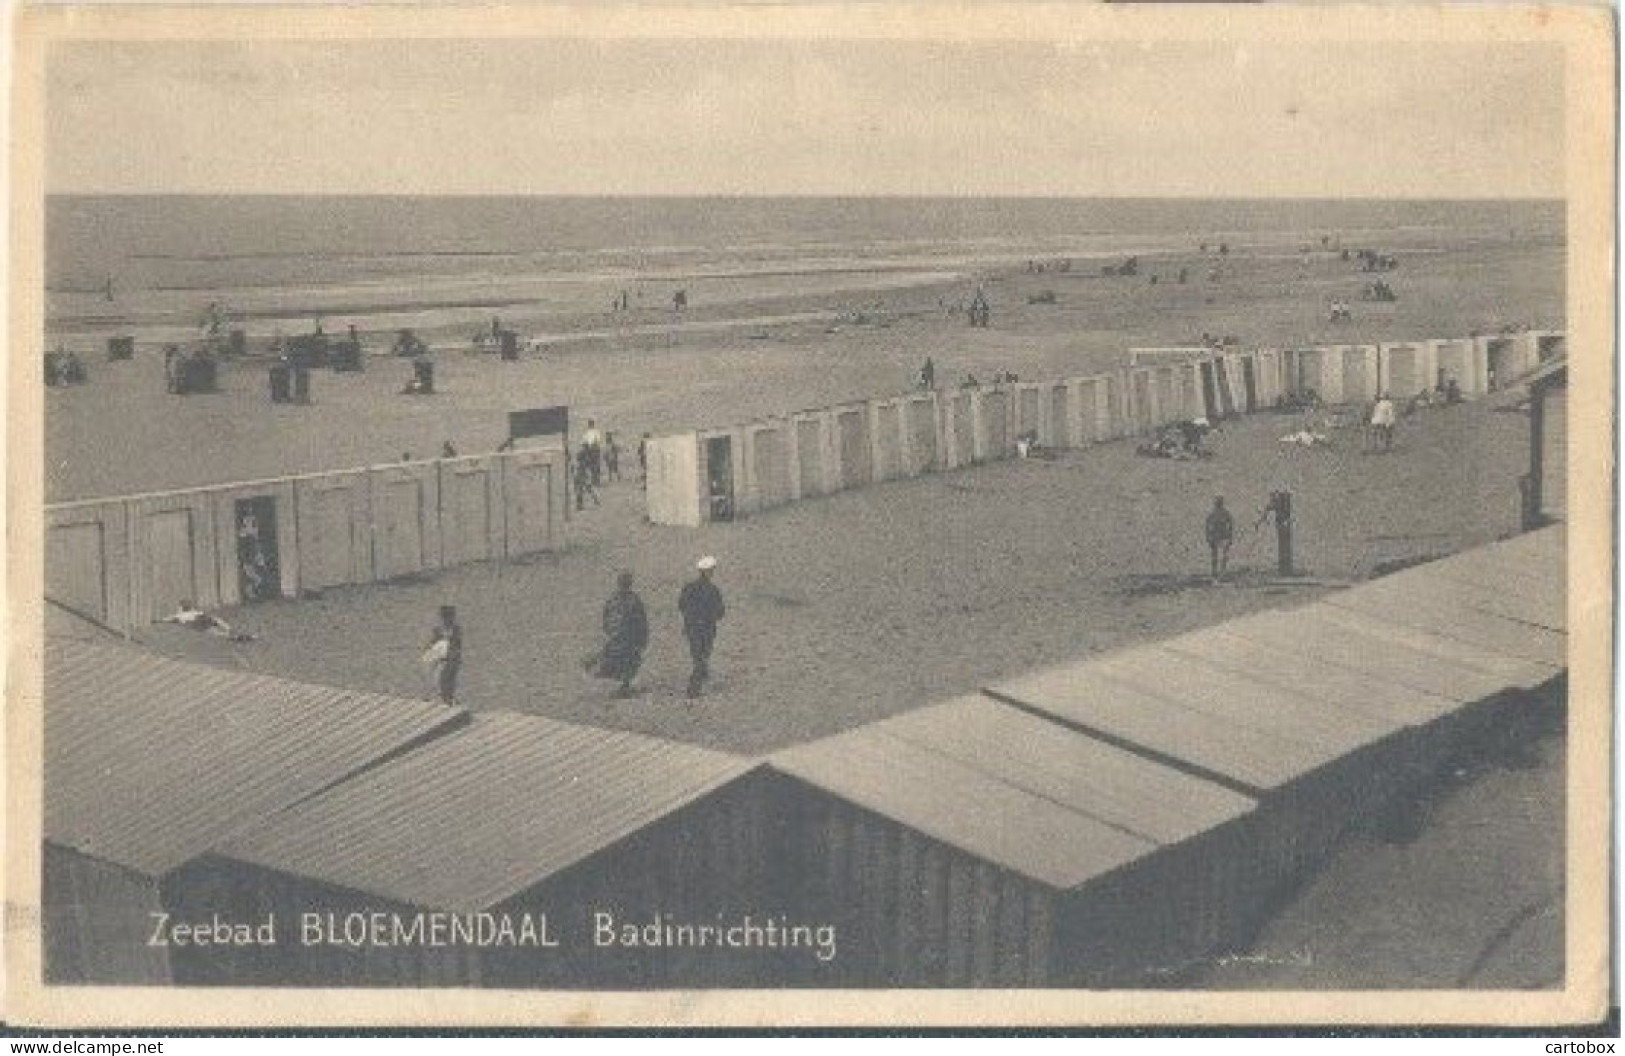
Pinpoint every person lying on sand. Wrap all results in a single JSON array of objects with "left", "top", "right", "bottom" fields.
[
  {"left": 161, "top": 601, "right": 256, "bottom": 641},
  {"left": 1278, "top": 429, "right": 1331, "bottom": 448},
  {"left": 1015, "top": 430, "right": 1056, "bottom": 460}
]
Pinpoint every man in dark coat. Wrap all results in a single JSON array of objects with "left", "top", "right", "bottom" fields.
[
  {"left": 596, "top": 571, "right": 649, "bottom": 698},
  {"left": 678, "top": 556, "right": 726, "bottom": 699}
]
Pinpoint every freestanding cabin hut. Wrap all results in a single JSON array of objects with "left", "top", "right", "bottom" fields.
[
  {"left": 43, "top": 640, "right": 464, "bottom": 984},
  {"left": 768, "top": 695, "right": 1260, "bottom": 987},
  {"left": 165, "top": 712, "right": 779, "bottom": 988}
]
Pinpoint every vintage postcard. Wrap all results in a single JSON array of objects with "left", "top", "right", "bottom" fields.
[{"left": 4, "top": 1, "right": 1614, "bottom": 1031}]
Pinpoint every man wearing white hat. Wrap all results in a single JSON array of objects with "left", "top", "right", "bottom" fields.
[{"left": 678, "top": 556, "right": 726, "bottom": 699}]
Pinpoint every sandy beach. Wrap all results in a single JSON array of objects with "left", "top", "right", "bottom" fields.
[
  {"left": 43, "top": 214, "right": 1566, "bottom": 989},
  {"left": 45, "top": 229, "right": 1560, "bottom": 501}
]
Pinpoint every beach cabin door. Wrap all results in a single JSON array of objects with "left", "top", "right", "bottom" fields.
[
  {"left": 706, "top": 436, "right": 735, "bottom": 522},
  {"left": 1486, "top": 339, "right": 1517, "bottom": 389},
  {"left": 1199, "top": 363, "right": 1219, "bottom": 420},
  {"left": 144, "top": 509, "right": 197, "bottom": 621}
]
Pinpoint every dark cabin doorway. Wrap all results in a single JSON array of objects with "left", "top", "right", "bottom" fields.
[
  {"left": 234, "top": 496, "right": 280, "bottom": 602},
  {"left": 706, "top": 436, "right": 735, "bottom": 522}
]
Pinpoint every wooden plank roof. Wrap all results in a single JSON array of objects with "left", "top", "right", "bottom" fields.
[
  {"left": 216, "top": 711, "right": 758, "bottom": 913},
  {"left": 46, "top": 639, "right": 465, "bottom": 876}
]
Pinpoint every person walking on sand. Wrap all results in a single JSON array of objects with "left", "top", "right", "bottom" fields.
[
  {"left": 421, "top": 605, "right": 463, "bottom": 706},
  {"left": 678, "top": 556, "right": 726, "bottom": 699},
  {"left": 1370, "top": 393, "right": 1397, "bottom": 451},
  {"left": 592, "top": 571, "right": 649, "bottom": 698},
  {"left": 1205, "top": 496, "right": 1234, "bottom": 583},
  {"left": 605, "top": 432, "right": 622, "bottom": 482},
  {"left": 574, "top": 444, "right": 601, "bottom": 511}
]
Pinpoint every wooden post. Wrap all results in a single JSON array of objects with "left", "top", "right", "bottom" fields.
[
  {"left": 1271, "top": 490, "right": 1294, "bottom": 577},
  {"left": 1525, "top": 383, "right": 1546, "bottom": 530}
]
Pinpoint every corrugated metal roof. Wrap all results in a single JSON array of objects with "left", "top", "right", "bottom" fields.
[
  {"left": 217, "top": 711, "right": 757, "bottom": 913},
  {"left": 46, "top": 640, "right": 465, "bottom": 876},
  {"left": 772, "top": 725, "right": 1158, "bottom": 891},
  {"left": 866, "top": 696, "right": 1255, "bottom": 845}
]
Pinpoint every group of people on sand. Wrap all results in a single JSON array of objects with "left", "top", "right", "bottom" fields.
[
  {"left": 573, "top": 419, "right": 651, "bottom": 511},
  {"left": 419, "top": 557, "right": 727, "bottom": 708},
  {"left": 586, "top": 557, "right": 726, "bottom": 700},
  {"left": 1140, "top": 418, "right": 1216, "bottom": 460}
]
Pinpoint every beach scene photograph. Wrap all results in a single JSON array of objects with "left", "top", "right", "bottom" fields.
[{"left": 19, "top": 7, "right": 1605, "bottom": 1026}]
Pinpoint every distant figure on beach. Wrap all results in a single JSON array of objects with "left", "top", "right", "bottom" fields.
[
  {"left": 1015, "top": 430, "right": 1054, "bottom": 460},
  {"left": 1178, "top": 417, "right": 1214, "bottom": 457},
  {"left": 919, "top": 357, "right": 936, "bottom": 390},
  {"left": 1205, "top": 497, "right": 1234, "bottom": 582},
  {"left": 163, "top": 345, "right": 181, "bottom": 393},
  {"left": 968, "top": 288, "right": 990, "bottom": 328},
  {"left": 1369, "top": 393, "right": 1397, "bottom": 450},
  {"left": 679, "top": 556, "right": 725, "bottom": 699},
  {"left": 582, "top": 419, "right": 605, "bottom": 486},
  {"left": 673, "top": 289, "right": 688, "bottom": 311},
  {"left": 422, "top": 605, "right": 463, "bottom": 706},
  {"left": 392, "top": 329, "right": 428, "bottom": 357},
  {"left": 574, "top": 444, "right": 601, "bottom": 510},
  {"left": 638, "top": 433, "right": 651, "bottom": 485},
  {"left": 604, "top": 433, "right": 622, "bottom": 482},
  {"left": 403, "top": 355, "right": 434, "bottom": 395},
  {"left": 441, "top": 441, "right": 458, "bottom": 459},
  {"left": 590, "top": 571, "right": 649, "bottom": 699}
]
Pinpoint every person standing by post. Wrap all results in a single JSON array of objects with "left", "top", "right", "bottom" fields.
[
  {"left": 678, "top": 556, "right": 725, "bottom": 699},
  {"left": 1205, "top": 496, "right": 1234, "bottom": 583},
  {"left": 422, "top": 605, "right": 463, "bottom": 706},
  {"left": 594, "top": 571, "right": 649, "bottom": 699}
]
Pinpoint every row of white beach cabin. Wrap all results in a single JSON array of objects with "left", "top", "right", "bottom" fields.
[
  {"left": 45, "top": 447, "right": 568, "bottom": 635},
  {"left": 645, "top": 330, "right": 1563, "bottom": 527}
]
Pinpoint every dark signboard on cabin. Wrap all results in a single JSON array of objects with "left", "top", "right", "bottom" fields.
[{"left": 509, "top": 406, "right": 569, "bottom": 440}]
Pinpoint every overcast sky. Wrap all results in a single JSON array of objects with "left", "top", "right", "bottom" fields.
[{"left": 45, "top": 37, "right": 1565, "bottom": 197}]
